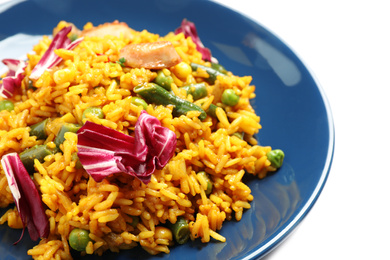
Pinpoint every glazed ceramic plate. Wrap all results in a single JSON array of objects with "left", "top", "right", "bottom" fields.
[{"left": 0, "top": 0, "right": 334, "bottom": 259}]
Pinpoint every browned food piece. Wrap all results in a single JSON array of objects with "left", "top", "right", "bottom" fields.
[
  {"left": 119, "top": 41, "right": 182, "bottom": 69},
  {"left": 80, "top": 20, "right": 134, "bottom": 40}
]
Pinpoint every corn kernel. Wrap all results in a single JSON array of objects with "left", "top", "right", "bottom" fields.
[{"left": 172, "top": 62, "right": 192, "bottom": 80}]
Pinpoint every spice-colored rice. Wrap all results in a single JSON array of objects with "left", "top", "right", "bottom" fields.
[{"left": 0, "top": 20, "right": 278, "bottom": 259}]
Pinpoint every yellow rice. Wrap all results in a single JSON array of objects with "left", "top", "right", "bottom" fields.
[{"left": 0, "top": 20, "right": 278, "bottom": 259}]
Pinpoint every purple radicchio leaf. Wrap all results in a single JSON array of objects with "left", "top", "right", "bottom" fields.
[
  {"left": 175, "top": 19, "right": 212, "bottom": 61},
  {"left": 0, "top": 153, "right": 49, "bottom": 244},
  {"left": 0, "top": 59, "right": 27, "bottom": 98},
  {"left": 29, "top": 26, "right": 83, "bottom": 80},
  {"left": 77, "top": 111, "right": 177, "bottom": 184}
]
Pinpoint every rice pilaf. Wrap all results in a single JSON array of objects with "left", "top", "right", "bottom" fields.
[{"left": 0, "top": 20, "right": 283, "bottom": 259}]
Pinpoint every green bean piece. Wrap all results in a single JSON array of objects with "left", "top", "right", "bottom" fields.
[
  {"left": 54, "top": 123, "right": 81, "bottom": 152},
  {"left": 221, "top": 89, "right": 240, "bottom": 106},
  {"left": 29, "top": 118, "right": 48, "bottom": 140},
  {"left": 197, "top": 171, "right": 213, "bottom": 195},
  {"left": 82, "top": 107, "right": 104, "bottom": 121},
  {"left": 71, "top": 152, "right": 83, "bottom": 169},
  {"left": 134, "top": 83, "right": 207, "bottom": 120},
  {"left": 69, "top": 228, "right": 91, "bottom": 252},
  {"left": 0, "top": 100, "right": 14, "bottom": 112},
  {"left": 19, "top": 145, "right": 53, "bottom": 174},
  {"left": 181, "top": 83, "right": 208, "bottom": 101},
  {"left": 266, "top": 149, "right": 285, "bottom": 168},
  {"left": 211, "top": 62, "right": 227, "bottom": 74},
  {"left": 168, "top": 217, "right": 190, "bottom": 244},
  {"left": 231, "top": 132, "right": 244, "bottom": 140},
  {"left": 190, "top": 62, "right": 225, "bottom": 84},
  {"left": 204, "top": 103, "right": 218, "bottom": 118},
  {"left": 154, "top": 70, "right": 174, "bottom": 91},
  {"left": 130, "top": 96, "right": 148, "bottom": 110},
  {"left": 129, "top": 216, "right": 139, "bottom": 228}
]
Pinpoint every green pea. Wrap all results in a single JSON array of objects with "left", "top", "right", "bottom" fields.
[
  {"left": 181, "top": 83, "right": 208, "bottom": 101},
  {"left": 130, "top": 96, "right": 148, "bottom": 110},
  {"left": 154, "top": 70, "right": 174, "bottom": 91},
  {"left": 69, "top": 228, "right": 91, "bottom": 252},
  {"left": 221, "top": 89, "right": 240, "bottom": 106},
  {"left": 266, "top": 149, "right": 285, "bottom": 168},
  {"left": 68, "top": 33, "right": 79, "bottom": 42},
  {"left": 82, "top": 107, "right": 104, "bottom": 120},
  {"left": 168, "top": 217, "right": 190, "bottom": 244},
  {"left": 0, "top": 100, "right": 14, "bottom": 112}
]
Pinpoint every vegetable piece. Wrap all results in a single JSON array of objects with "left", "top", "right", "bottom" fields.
[
  {"left": 205, "top": 103, "right": 218, "bottom": 118},
  {"left": 19, "top": 145, "right": 53, "bottom": 174},
  {"left": 69, "top": 228, "right": 91, "bottom": 252},
  {"left": 77, "top": 111, "right": 176, "bottom": 184},
  {"left": 168, "top": 217, "right": 190, "bottom": 244},
  {"left": 181, "top": 83, "right": 207, "bottom": 101},
  {"left": 82, "top": 107, "right": 104, "bottom": 121},
  {"left": 171, "top": 62, "right": 192, "bottom": 80},
  {"left": 68, "top": 33, "right": 79, "bottom": 42},
  {"left": 29, "top": 26, "right": 83, "bottom": 80},
  {"left": 211, "top": 62, "right": 227, "bottom": 74},
  {"left": 231, "top": 132, "right": 244, "bottom": 140},
  {"left": 119, "top": 41, "right": 182, "bottom": 69},
  {"left": 116, "top": 57, "right": 126, "bottom": 67},
  {"left": 0, "top": 100, "right": 14, "bottom": 111},
  {"left": 130, "top": 96, "right": 148, "bottom": 110},
  {"left": 154, "top": 70, "right": 173, "bottom": 91},
  {"left": 197, "top": 171, "right": 213, "bottom": 195},
  {"left": 0, "top": 59, "right": 27, "bottom": 98},
  {"left": 0, "top": 153, "right": 49, "bottom": 243},
  {"left": 71, "top": 152, "right": 83, "bottom": 169},
  {"left": 190, "top": 62, "right": 225, "bottom": 84},
  {"left": 134, "top": 83, "right": 207, "bottom": 120},
  {"left": 54, "top": 123, "right": 81, "bottom": 152},
  {"left": 175, "top": 19, "right": 212, "bottom": 61},
  {"left": 29, "top": 118, "right": 48, "bottom": 140},
  {"left": 129, "top": 216, "right": 139, "bottom": 228},
  {"left": 154, "top": 226, "right": 173, "bottom": 241},
  {"left": 221, "top": 89, "right": 240, "bottom": 106},
  {"left": 266, "top": 149, "right": 285, "bottom": 168}
]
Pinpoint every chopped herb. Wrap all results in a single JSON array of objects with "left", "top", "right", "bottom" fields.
[{"left": 116, "top": 57, "right": 126, "bottom": 67}]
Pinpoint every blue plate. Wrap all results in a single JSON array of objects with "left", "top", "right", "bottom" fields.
[{"left": 0, "top": 0, "right": 334, "bottom": 259}]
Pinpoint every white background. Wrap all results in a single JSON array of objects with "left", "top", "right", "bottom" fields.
[{"left": 212, "top": 0, "right": 390, "bottom": 259}]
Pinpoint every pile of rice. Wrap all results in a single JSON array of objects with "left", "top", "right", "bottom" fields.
[{"left": 0, "top": 21, "right": 277, "bottom": 259}]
